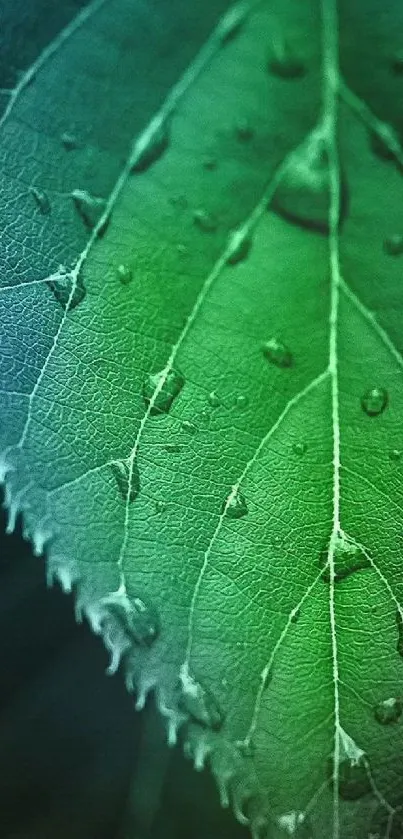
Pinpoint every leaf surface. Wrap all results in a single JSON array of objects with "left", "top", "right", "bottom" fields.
[{"left": 2, "top": 1, "right": 403, "bottom": 837}]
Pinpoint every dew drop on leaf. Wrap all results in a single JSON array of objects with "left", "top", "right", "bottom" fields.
[
  {"left": 207, "top": 391, "right": 221, "bottom": 408},
  {"left": 202, "top": 156, "right": 217, "bottom": 170},
  {"left": 131, "top": 119, "right": 170, "bottom": 173},
  {"left": 164, "top": 442, "right": 181, "bottom": 453},
  {"left": 110, "top": 459, "right": 140, "bottom": 502},
  {"left": 292, "top": 441, "right": 307, "bottom": 456},
  {"left": 267, "top": 39, "right": 306, "bottom": 80},
  {"left": 226, "top": 228, "right": 252, "bottom": 265},
  {"left": 374, "top": 696, "right": 402, "bottom": 725},
  {"left": 61, "top": 131, "right": 79, "bottom": 150},
  {"left": 193, "top": 208, "right": 218, "bottom": 233},
  {"left": 182, "top": 419, "right": 197, "bottom": 434},
  {"left": 361, "top": 386, "right": 388, "bottom": 417},
  {"left": 116, "top": 264, "right": 133, "bottom": 285},
  {"left": 71, "top": 189, "right": 107, "bottom": 232},
  {"left": 290, "top": 606, "right": 301, "bottom": 624},
  {"left": 155, "top": 499, "right": 166, "bottom": 514},
  {"left": 262, "top": 337, "right": 293, "bottom": 368},
  {"left": 327, "top": 727, "right": 371, "bottom": 800},
  {"left": 222, "top": 488, "right": 248, "bottom": 519},
  {"left": 142, "top": 368, "right": 185, "bottom": 415},
  {"left": 383, "top": 233, "right": 403, "bottom": 256},
  {"left": 179, "top": 665, "right": 224, "bottom": 730},
  {"left": 30, "top": 186, "right": 51, "bottom": 215},
  {"left": 47, "top": 271, "right": 86, "bottom": 311},
  {"left": 104, "top": 590, "right": 159, "bottom": 646},
  {"left": 235, "top": 118, "right": 254, "bottom": 142},
  {"left": 320, "top": 534, "right": 370, "bottom": 582},
  {"left": 390, "top": 448, "right": 402, "bottom": 461},
  {"left": 270, "top": 127, "right": 347, "bottom": 233},
  {"left": 234, "top": 394, "right": 248, "bottom": 409}
]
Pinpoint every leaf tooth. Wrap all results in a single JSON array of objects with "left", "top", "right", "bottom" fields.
[
  {"left": 157, "top": 695, "right": 186, "bottom": 747},
  {"left": 183, "top": 728, "right": 212, "bottom": 770},
  {"left": 0, "top": 447, "right": 18, "bottom": 483},
  {"left": 46, "top": 556, "right": 80, "bottom": 594},
  {"left": 32, "top": 523, "right": 52, "bottom": 555},
  {"left": 3, "top": 480, "right": 28, "bottom": 534},
  {"left": 210, "top": 739, "right": 253, "bottom": 815},
  {"left": 135, "top": 675, "right": 157, "bottom": 711}
]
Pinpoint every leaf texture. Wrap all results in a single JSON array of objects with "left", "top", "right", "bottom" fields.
[{"left": 2, "top": 1, "right": 403, "bottom": 837}]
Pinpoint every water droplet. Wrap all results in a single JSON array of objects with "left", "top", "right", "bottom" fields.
[
  {"left": 47, "top": 271, "right": 86, "bottom": 311},
  {"left": 320, "top": 534, "right": 370, "bottom": 583},
  {"left": 396, "top": 610, "right": 403, "bottom": 657},
  {"left": 383, "top": 233, "right": 403, "bottom": 256},
  {"left": 374, "top": 696, "right": 402, "bottom": 725},
  {"left": 182, "top": 419, "right": 197, "bottom": 434},
  {"left": 193, "top": 208, "right": 218, "bottom": 233},
  {"left": 226, "top": 228, "right": 252, "bottom": 265},
  {"left": 116, "top": 264, "right": 132, "bottom": 285},
  {"left": 202, "top": 156, "right": 217, "bottom": 170},
  {"left": 361, "top": 386, "right": 388, "bottom": 417},
  {"left": 155, "top": 499, "right": 166, "bottom": 514},
  {"left": 104, "top": 590, "right": 159, "bottom": 646},
  {"left": 164, "top": 442, "right": 181, "bottom": 453},
  {"left": 235, "top": 119, "right": 254, "bottom": 142},
  {"left": 208, "top": 391, "right": 221, "bottom": 408},
  {"left": 179, "top": 664, "right": 223, "bottom": 730},
  {"left": 30, "top": 186, "right": 51, "bottom": 215},
  {"left": 390, "top": 448, "right": 402, "bottom": 461},
  {"left": 131, "top": 119, "right": 170, "bottom": 173},
  {"left": 327, "top": 727, "right": 371, "bottom": 800},
  {"left": 270, "top": 126, "right": 347, "bottom": 233},
  {"left": 292, "top": 441, "right": 307, "bottom": 456},
  {"left": 111, "top": 459, "right": 140, "bottom": 502},
  {"left": 61, "top": 131, "right": 79, "bottom": 150},
  {"left": 142, "top": 368, "right": 185, "bottom": 416},
  {"left": 290, "top": 606, "right": 300, "bottom": 624},
  {"left": 218, "top": 6, "right": 246, "bottom": 44},
  {"left": 267, "top": 40, "right": 306, "bottom": 80},
  {"left": 71, "top": 189, "right": 108, "bottom": 233},
  {"left": 235, "top": 394, "right": 248, "bottom": 409},
  {"left": 222, "top": 488, "right": 248, "bottom": 519},
  {"left": 370, "top": 125, "right": 400, "bottom": 161},
  {"left": 276, "top": 811, "right": 313, "bottom": 838},
  {"left": 263, "top": 338, "right": 293, "bottom": 368}
]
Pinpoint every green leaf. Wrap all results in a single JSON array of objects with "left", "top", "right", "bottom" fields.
[{"left": 2, "top": 0, "right": 403, "bottom": 836}]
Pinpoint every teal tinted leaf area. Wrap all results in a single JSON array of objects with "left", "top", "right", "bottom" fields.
[{"left": 2, "top": 0, "right": 403, "bottom": 836}]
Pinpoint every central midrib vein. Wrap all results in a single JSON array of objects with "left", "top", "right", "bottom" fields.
[{"left": 321, "top": 0, "right": 342, "bottom": 837}]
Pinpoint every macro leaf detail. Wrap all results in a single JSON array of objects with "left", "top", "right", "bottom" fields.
[{"left": 2, "top": 1, "right": 403, "bottom": 837}]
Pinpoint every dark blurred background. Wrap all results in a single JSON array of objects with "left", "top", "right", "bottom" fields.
[{"left": 0, "top": 492, "right": 248, "bottom": 839}]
